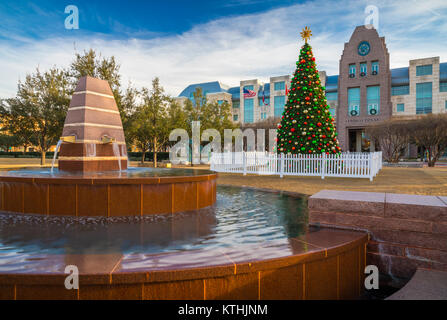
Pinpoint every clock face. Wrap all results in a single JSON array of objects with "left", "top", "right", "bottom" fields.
[{"left": 358, "top": 41, "right": 370, "bottom": 56}]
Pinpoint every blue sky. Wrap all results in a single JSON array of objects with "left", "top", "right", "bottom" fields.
[{"left": 0, "top": 0, "right": 446, "bottom": 97}]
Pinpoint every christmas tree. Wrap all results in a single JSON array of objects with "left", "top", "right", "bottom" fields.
[{"left": 277, "top": 27, "right": 341, "bottom": 155}]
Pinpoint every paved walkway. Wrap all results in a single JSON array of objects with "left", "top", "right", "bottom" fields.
[{"left": 387, "top": 268, "right": 447, "bottom": 300}]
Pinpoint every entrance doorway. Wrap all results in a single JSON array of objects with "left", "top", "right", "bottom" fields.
[{"left": 348, "top": 129, "right": 374, "bottom": 152}]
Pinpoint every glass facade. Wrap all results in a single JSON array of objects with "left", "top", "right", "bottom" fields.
[
  {"left": 244, "top": 98, "right": 254, "bottom": 123},
  {"left": 391, "top": 85, "right": 410, "bottom": 96},
  {"left": 326, "top": 92, "right": 337, "bottom": 101},
  {"left": 329, "top": 108, "right": 336, "bottom": 117},
  {"left": 244, "top": 85, "right": 254, "bottom": 91},
  {"left": 416, "top": 82, "right": 432, "bottom": 114},
  {"left": 397, "top": 103, "right": 405, "bottom": 112},
  {"left": 349, "top": 64, "right": 356, "bottom": 76},
  {"left": 416, "top": 65, "right": 433, "bottom": 76},
  {"left": 348, "top": 88, "right": 360, "bottom": 116},
  {"left": 274, "top": 81, "right": 285, "bottom": 91},
  {"left": 372, "top": 61, "right": 379, "bottom": 74},
  {"left": 367, "top": 86, "right": 380, "bottom": 115},
  {"left": 274, "top": 96, "right": 285, "bottom": 117},
  {"left": 440, "top": 82, "right": 447, "bottom": 92},
  {"left": 360, "top": 63, "right": 367, "bottom": 76}
]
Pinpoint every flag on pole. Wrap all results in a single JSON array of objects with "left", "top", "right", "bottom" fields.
[
  {"left": 262, "top": 85, "right": 268, "bottom": 106},
  {"left": 243, "top": 87, "right": 256, "bottom": 98}
]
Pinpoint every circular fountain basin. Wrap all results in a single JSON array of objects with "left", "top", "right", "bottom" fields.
[
  {"left": 0, "top": 186, "right": 368, "bottom": 300},
  {"left": 0, "top": 167, "right": 216, "bottom": 217}
]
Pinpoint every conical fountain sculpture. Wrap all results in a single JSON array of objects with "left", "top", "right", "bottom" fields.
[
  {"left": 58, "top": 76, "right": 127, "bottom": 171},
  {"left": 0, "top": 76, "right": 217, "bottom": 217}
]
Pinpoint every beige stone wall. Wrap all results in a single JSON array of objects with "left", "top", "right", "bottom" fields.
[
  {"left": 206, "top": 92, "right": 232, "bottom": 105},
  {"left": 269, "top": 75, "right": 291, "bottom": 119},
  {"left": 393, "top": 57, "right": 447, "bottom": 117}
]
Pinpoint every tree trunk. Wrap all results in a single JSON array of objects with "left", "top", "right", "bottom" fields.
[
  {"left": 141, "top": 148, "right": 145, "bottom": 164},
  {"left": 41, "top": 151, "right": 46, "bottom": 166},
  {"left": 153, "top": 137, "right": 158, "bottom": 168}
]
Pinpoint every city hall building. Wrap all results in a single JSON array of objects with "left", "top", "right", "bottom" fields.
[{"left": 176, "top": 26, "right": 447, "bottom": 152}]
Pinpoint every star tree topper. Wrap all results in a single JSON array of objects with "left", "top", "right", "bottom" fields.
[{"left": 300, "top": 26, "right": 312, "bottom": 43}]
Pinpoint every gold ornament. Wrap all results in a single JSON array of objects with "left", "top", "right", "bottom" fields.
[{"left": 300, "top": 26, "right": 312, "bottom": 43}]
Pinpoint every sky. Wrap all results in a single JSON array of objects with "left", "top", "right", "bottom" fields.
[{"left": 0, "top": 0, "right": 447, "bottom": 98}]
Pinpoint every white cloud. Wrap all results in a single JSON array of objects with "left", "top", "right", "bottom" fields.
[{"left": 0, "top": 0, "right": 446, "bottom": 98}]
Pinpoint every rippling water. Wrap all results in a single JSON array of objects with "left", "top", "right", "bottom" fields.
[
  {"left": 0, "top": 186, "right": 307, "bottom": 270},
  {"left": 0, "top": 167, "right": 214, "bottom": 178}
]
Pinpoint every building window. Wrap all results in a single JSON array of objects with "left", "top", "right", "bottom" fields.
[
  {"left": 416, "top": 64, "right": 433, "bottom": 76},
  {"left": 244, "top": 98, "right": 254, "bottom": 123},
  {"left": 367, "top": 86, "right": 380, "bottom": 115},
  {"left": 440, "top": 82, "right": 447, "bottom": 92},
  {"left": 274, "top": 96, "right": 285, "bottom": 117},
  {"left": 416, "top": 82, "right": 432, "bottom": 114},
  {"left": 244, "top": 85, "right": 254, "bottom": 91},
  {"left": 326, "top": 91, "right": 337, "bottom": 101},
  {"left": 348, "top": 88, "right": 360, "bottom": 116},
  {"left": 360, "top": 63, "right": 367, "bottom": 77},
  {"left": 233, "top": 114, "right": 239, "bottom": 121},
  {"left": 349, "top": 64, "right": 356, "bottom": 77},
  {"left": 259, "top": 97, "right": 270, "bottom": 106},
  {"left": 391, "top": 85, "right": 410, "bottom": 96},
  {"left": 329, "top": 107, "right": 336, "bottom": 117},
  {"left": 397, "top": 103, "right": 405, "bottom": 112},
  {"left": 274, "top": 81, "right": 285, "bottom": 91},
  {"left": 217, "top": 100, "right": 224, "bottom": 105},
  {"left": 371, "top": 61, "right": 379, "bottom": 75},
  {"left": 445, "top": 101, "right": 447, "bottom": 110},
  {"left": 232, "top": 101, "right": 240, "bottom": 108},
  {"left": 260, "top": 112, "right": 267, "bottom": 120}
]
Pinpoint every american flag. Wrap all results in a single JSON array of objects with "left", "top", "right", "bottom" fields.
[{"left": 243, "top": 87, "right": 256, "bottom": 98}]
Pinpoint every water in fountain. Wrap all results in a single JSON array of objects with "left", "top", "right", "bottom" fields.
[
  {"left": 112, "top": 142, "right": 122, "bottom": 172},
  {"left": 50, "top": 140, "right": 63, "bottom": 173}
]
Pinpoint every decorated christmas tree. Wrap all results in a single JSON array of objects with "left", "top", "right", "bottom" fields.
[{"left": 277, "top": 27, "right": 341, "bottom": 155}]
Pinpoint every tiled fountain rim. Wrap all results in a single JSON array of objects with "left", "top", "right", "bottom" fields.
[
  {"left": 0, "top": 171, "right": 218, "bottom": 185},
  {"left": 0, "top": 227, "right": 368, "bottom": 286}
]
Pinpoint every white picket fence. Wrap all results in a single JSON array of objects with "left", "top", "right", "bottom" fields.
[{"left": 210, "top": 151, "right": 382, "bottom": 181}]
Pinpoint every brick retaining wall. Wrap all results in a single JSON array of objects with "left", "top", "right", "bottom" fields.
[{"left": 308, "top": 190, "right": 447, "bottom": 279}]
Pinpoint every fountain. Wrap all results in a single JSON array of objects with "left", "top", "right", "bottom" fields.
[
  {"left": 0, "top": 76, "right": 217, "bottom": 217},
  {"left": 0, "top": 76, "right": 368, "bottom": 300}
]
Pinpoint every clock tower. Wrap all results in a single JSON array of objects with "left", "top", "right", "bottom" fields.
[{"left": 337, "top": 25, "right": 392, "bottom": 152}]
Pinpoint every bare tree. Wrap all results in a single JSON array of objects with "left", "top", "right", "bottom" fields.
[
  {"left": 366, "top": 119, "right": 410, "bottom": 163},
  {"left": 409, "top": 113, "right": 447, "bottom": 167}
]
